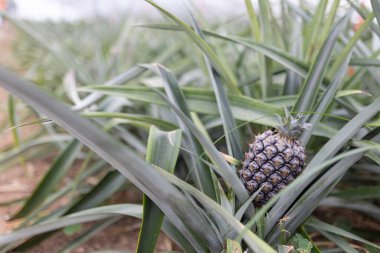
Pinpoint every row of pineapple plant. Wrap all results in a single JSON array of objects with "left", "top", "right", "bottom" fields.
[{"left": 0, "top": 0, "right": 380, "bottom": 252}]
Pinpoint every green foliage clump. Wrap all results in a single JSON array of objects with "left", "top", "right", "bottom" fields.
[{"left": 1, "top": 1, "right": 380, "bottom": 252}]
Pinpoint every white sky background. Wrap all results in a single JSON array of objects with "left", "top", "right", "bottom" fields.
[
  {"left": 11, "top": 0, "right": 372, "bottom": 22},
  {"left": 13, "top": 0, "right": 249, "bottom": 21}
]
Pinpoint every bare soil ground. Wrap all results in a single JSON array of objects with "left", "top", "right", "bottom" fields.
[{"left": 0, "top": 23, "right": 175, "bottom": 252}]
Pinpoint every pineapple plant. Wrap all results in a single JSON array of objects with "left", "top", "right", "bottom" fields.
[
  {"left": 1, "top": 1, "right": 380, "bottom": 252},
  {"left": 240, "top": 109, "right": 310, "bottom": 206}
]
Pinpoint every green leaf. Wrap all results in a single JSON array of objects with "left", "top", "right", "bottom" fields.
[
  {"left": 136, "top": 126, "right": 182, "bottom": 253},
  {"left": 298, "top": 226, "right": 322, "bottom": 253},
  {"left": 0, "top": 67, "right": 221, "bottom": 252},
  {"left": 145, "top": 0, "right": 240, "bottom": 94},
  {"left": 63, "top": 224, "right": 82, "bottom": 236},
  {"left": 277, "top": 245, "right": 295, "bottom": 253},
  {"left": 307, "top": 218, "right": 380, "bottom": 250},
  {"left": 284, "top": 1, "right": 312, "bottom": 22},
  {"left": 7, "top": 95, "right": 22, "bottom": 150},
  {"left": 156, "top": 168, "right": 276, "bottom": 253},
  {"left": 161, "top": 218, "right": 197, "bottom": 252},
  {"left": 141, "top": 63, "right": 219, "bottom": 201},
  {"left": 234, "top": 185, "right": 264, "bottom": 221},
  {"left": 81, "top": 85, "right": 281, "bottom": 127},
  {"left": 66, "top": 171, "right": 126, "bottom": 213},
  {"left": 335, "top": 90, "right": 372, "bottom": 98},
  {"left": 0, "top": 204, "right": 143, "bottom": 246},
  {"left": 258, "top": 0, "right": 273, "bottom": 98},
  {"left": 289, "top": 233, "right": 313, "bottom": 253},
  {"left": 72, "top": 66, "right": 147, "bottom": 111},
  {"left": 12, "top": 140, "right": 82, "bottom": 219},
  {"left": 82, "top": 85, "right": 337, "bottom": 139},
  {"left": 318, "top": 231, "right": 359, "bottom": 253},
  {"left": 283, "top": 20, "right": 303, "bottom": 96},
  {"left": 225, "top": 239, "right": 242, "bottom": 253},
  {"left": 244, "top": 0, "right": 260, "bottom": 41},
  {"left": 371, "top": 0, "right": 380, "bottom": 26},
  {"left": 300, "top": 50, "right": 352, "bottom": 145},
  {"left": 149, "top": 86, "right": 253, "bottom": 210},
  {"left": 304, "top": 0, "right": 328, "bottom": 62},
  {"left": 349, "top": 0, "right": 380, "bottom": 37},
  {"left": 0, "top": 135, "right": 72, "bottom": 167},
  {"left": 18, "top": 161, "right": 106, "bottom": 224},
  {"left": 58, "top": 217, "right": 120, "bottom": 253},
  {"left": 327, "top": 12, "right": 375, "bottom": 79},
  {"left": 189, "top": 13, "right": 242, "bottom": 160},
  {"left": 331, "top": 186, "right": 380, "bottom": 200},
  {"left": 82, "top": 112, "right": 177, "bottom": 131},
  {"left": 350, "top": 58, "right": 380, "bottom": 66},
  {"left": 320, "top": 197, "right": 380, "bottom": 221},
  {"left": 317, "top": 0, "right": 341, "bottom": 54},
  {"left": 138, "top": 24, "right": 310, "bottom": 83},
  {"left": 293, "top": 16, "right": 345, "bottom": 114}
]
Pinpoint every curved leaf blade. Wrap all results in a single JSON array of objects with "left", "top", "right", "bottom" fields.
[
  {"left": 157, "top": 168, "right": 276, "bottom": 253},
  {"left": 293, "top": 16, "right": 345, "bottom": 113},
  {"left": 141, "top": 63, "right": 218, "bottom": 200},
  {"left": 136, "top": 126, "right": 182, "bottom": 253},
  {"left": 190, "top": 13, "right": 243, "bottom": 160},
  {"left": 12, "top": 140, "right": 82, "bottom": 219},
  {"left": 145, "top": 0, "right": 240, "bottom": 94},
  {"left": 307, "top": 218, "right": 380, "bottom": 250},
  {"left": 0, "top": 204, "right": 142, "bottom": 246},
  {"left": 0, "top": 68, "right": 221, "bottom": 252}
]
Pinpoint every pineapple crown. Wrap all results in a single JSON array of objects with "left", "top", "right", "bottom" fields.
[{"left": 274, "top": 107, "right": 311, "bottom": 139}]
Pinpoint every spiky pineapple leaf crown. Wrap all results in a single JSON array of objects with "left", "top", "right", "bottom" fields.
[{"left": 274, "top": 108, "right": 312, "bottom": 140}]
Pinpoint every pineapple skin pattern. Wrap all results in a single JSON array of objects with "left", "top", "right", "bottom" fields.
[{"left": 239, "top": 129, "right": 306, "bottom": 206}]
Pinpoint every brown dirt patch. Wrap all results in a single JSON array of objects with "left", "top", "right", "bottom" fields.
[
  {"left": 0, "top": 159, "right": 176, "bottom": 252},
  {"left": 19, "top": 217, "right": 174, "bottom": 253},
  {"left": 0, "top": 22, "right": 17, "bottom": 69},
  {"left": 0, "top": 22, "right": 41, "bottom": 152},
  {"left": 0, "top": 159, "right": 51, "bottom": 233},
  {"left": 314, "top": 207, "right": 380, "bottom": 233}
]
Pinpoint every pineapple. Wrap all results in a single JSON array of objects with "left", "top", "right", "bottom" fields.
[{"left": 239, "top": 109, "right": 310, "bottom": 206}]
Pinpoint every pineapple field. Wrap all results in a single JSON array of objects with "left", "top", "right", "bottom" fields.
[{"left": 1, "top": 0, "right": 380, "bottom": 252}]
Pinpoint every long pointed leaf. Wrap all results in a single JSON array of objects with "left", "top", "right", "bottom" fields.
[
  {"left": 145, "top": 0, "right": 240, "bottom": 94},
  {"left": 12, "top": 140, "right": 82, "bottom": 219},
  {"left": 141, "top": 63, "right": 218, "bottom": 200},
  {"left": 318, "top": 231, "right": 359, "bottom": 253},
  {"left": 157, "top": 168, "right": 276, "bottom": 253},
  {"left": 372, "top": 0, "right": 380, "bottom": 26},
  {"left": 293, "top": 16, "right": 345, "bottom": 113},
  {"left": 137, "top": 24, "right": 310, "bottom": 79},
  {"left": 190, "top": 12, "right": 242, "bottom": 160},
  {"left": 0, "top": 68, "right": 221, "bottom": 252},
  {"left": 149, "top": 86, "right": 253, "bottom": 210},
  {"left": 258, "top": 0, "right": 273, "bottom": 98},
  {"left": 0, "top": 204, "right": 142, "bottom": 246},
  {"left": 136, "top": 127, "right": 182, "bottom": 253},
  {"left": 307, "top": 218, "right": 380, "bottom": 249},
  {"left": 82, "top": 85, "right": 337, "bottom": 139},
  {"left": 300, "top": 52, "right": 352, "bottom": 145},
  {"left": 327, "top": 12, "right": 374, "bottom": 79}
]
